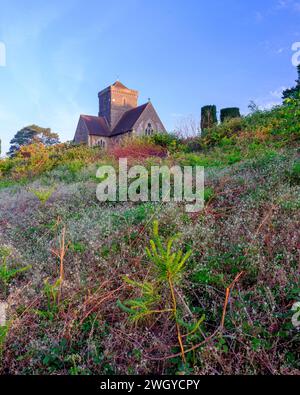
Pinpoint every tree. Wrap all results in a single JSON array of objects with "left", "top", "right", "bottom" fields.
[
  {"left": 282, "top": 65, "right": 300, "bottom": 101},
  {"left": 248, "top": 101, "right": 260, "bottom": 114},
  {"left": 201, "top": 105, "right": 217, "bottom": 132},
  {"left": 174, "top": 115, "right": 200, "bottom": 137},
  {"left": 7, "top": 125, "right": 60, "bottom": 157},
  {"left": 220, "top": 107, "right": 241, "bottom": 123}
]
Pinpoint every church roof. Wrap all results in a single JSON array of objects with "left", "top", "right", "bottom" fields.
[
  {"left": 81, "top": 115, "right": 111, "bottom": 137},
  {"left": 98, "top": 80, "right": 138, "bottom": 96},
  {"left": 80, "top": 102, "right": 151, "bottom": 137},
  {"left": 111, "top": 103, "right": 150, "bottom": 136}
]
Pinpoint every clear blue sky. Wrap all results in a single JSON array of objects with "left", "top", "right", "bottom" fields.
[{"left": 0, "top": 0, "right": 299, "bottom": 155}]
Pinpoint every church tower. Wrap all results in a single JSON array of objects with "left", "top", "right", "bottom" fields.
[{"left": 98, "top": 81, "right": 139, "bottom": 130}]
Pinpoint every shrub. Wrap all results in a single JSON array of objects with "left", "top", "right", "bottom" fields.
[
  {"left": 202, "top": 117, "right": 244, "bottom": 147},
  {"left": 29, "top": 187, "right": 56, "bottom": 205},
  {"left": 183, "top": 137, "right": 203, "bottom": 153},
  {"left": 118, "top": 221, "right": 204, "bottom": 363},
  {"left": 0, "top": 159, "right": 15, "bottom": 177},
  {"left": 10, "top": 143, "right": 52, "bottom": 179},
  {"left": 149, "top": 133, "right": 183, "bottom": 153},
  {"left": 289, "top": 161, "right": 300, "bottom": 185},
  {"left": 109, "top": 138, "right": 167, "bottom": 161},
  {"left": 0, "top": 247, "right": 31, "bottom": 297},
  {"left": 0, "top": 143, "right": 104, "bottom": 181}
]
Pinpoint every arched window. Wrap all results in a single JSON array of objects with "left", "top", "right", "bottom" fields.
[
  {"left": 145, "top": 123, "right": 154, "bottom": 136},
  {"left": 97, "top": 139, "right": 106, "bottom": 148}
]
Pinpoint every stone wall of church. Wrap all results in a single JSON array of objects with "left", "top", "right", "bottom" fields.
[
  {"left": 98, "top": 86, "right": 138, "bottom": 129},
  {"left": 88, "top": 135, "right": 110, "bottom": 149},
  {"left": 110, "top": 87, "right": 138, "bottom": 129},
  {"left": 98, "top": 89, "right": 111, "bottom": 126},
  {"left": 88, "top": 133, "right": 133, "bottom": 149},
  {"left": 74, "top": 118, "right": 89, "bottom": 144},
  {"left": 133, "top": 103, "right": 167, "bottom": 136}
]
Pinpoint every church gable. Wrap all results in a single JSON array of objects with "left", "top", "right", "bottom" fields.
[
  {"left": 74, "top": 116, "right": 89, "bottom": 144},
  {"left": 132, "top": 102, "right": 167, "bottom": 136}
]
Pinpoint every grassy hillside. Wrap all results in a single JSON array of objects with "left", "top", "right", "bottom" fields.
[{"left": 0, "top": 100, "right": 299, "bottom": 374}]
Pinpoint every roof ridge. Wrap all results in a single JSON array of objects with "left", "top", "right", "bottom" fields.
[{"left": 111, "top": 102, "right": 150, "bottom": 136}]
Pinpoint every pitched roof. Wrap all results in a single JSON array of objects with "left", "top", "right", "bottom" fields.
[
  {"left": 81, "top": 115, "right": 110, "bottom": 137},
  {"left": 111, "top": 103, "right": 150, "bottom": 136},
  {"left": 80, "top": 102, "right": 151, "bottom": 137}
]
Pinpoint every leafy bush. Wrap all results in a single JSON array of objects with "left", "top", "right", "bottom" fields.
[
  {"left": 0, "top": 247, "right": 31, "bottom": 297},
  {"left": 29, "top": 187, "right": 56, "bottom": 205},
  {"left": 0, "top": 143, "right": 104, "bottom": 181},
  {"left": 109, "top": 138, "right": 167, "bottom": 160},
  {"left": 149, "top": 133, "right": 183, "bottom": 153},
  {"left": 202, "top": 117, "right": 244, "bottom": 147},
  {"left": 118, "top": 221, "right": 204, "bottom": 363},
  {"left": 183, "top": 137, "right": 203, "bottom": 153},
  {"left": 289, "top": 161, "right": 300, "bottom": 185},
  {"left": 201, "top": 93, "right": 300, "bottom": 148}
]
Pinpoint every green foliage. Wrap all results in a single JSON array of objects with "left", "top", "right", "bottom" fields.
[
  {"left": 282, "top": 65, "right": 300, "bottom": 101},
  {"left": 1, "top": 71, "right": 300, "bottom": 374},
  {"left": 0, "top": 143, "right": 104, "bottom": 181},
  {"left": 146, "top": 220, "right": 192, "bottom": 284},
  {"left": 0, "top": 158, "right": 15, "bottom": 176},
  {"left": 192, "top": 268, "right": 224, "bottom": 287},
  {"left": 0, "top": 324, "right": 9, "bottom": 361},
  {"left": 149, "top": 133, "right": 182, "bottom": 153},
  {"left": 8, "top": 125, "right": 60, "bottom": 157},
  {"left": 0, "top": 247, "right": 31, "bottom": 296},
  {"left": 289, "top": 161, "right": 300, "bottom": 185},
  {"left": 220, "top": 107, "right": 241, "bottom": 123},
  {"left": 204, "top": 187, "right": 215, "bottom": 202},
  {"left": 183, "top": 137, "right": 202, "bottom": 153},
  {"left": 244, "top": 92, "right": 300, "bottom": 142},
  {"left": 201, "top": 105, "right": 217, "bottom": 132},
  {"left": 70, "top": 242, "right": 86, "bottom": 254},
  {"left": 29, "top": 186, "right": 56, "bottom": 205},
  {"left": 117, "top": 279, "right": 160, "bottom": 322},
  {"left": 201, "top": 91, "right": 300, "bottom": 148},
  {"left": 42, "top": 278, "right": 62, "bottom": 315},
  {"left": 202, "top": 117, "right": 244, "bottom": 147},
  {"left": 118, "top": 221, "right": 192, "bottom": 322}
]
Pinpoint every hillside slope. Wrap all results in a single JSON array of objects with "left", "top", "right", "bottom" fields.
[{"left": 0, "top": 98, "right": 300, "bottom": 374}]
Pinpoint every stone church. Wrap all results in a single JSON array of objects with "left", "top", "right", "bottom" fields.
[{"left": 74, "top": 81, "right": 166, "bottom": 148}]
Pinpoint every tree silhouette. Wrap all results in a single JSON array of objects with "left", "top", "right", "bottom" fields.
[{"left": 8, "top": 125, "right": 60, "bottom": 157}]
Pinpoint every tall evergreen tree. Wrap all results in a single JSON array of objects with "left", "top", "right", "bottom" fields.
[
  {"left": 8, "top": 125, "right": 60, "bottom": 157},
  {"left": 201, "top": 105, "right": 217, "bottom": 132},
  {"left": 220, "top": 107, "right": 241, "bottom": 123}
]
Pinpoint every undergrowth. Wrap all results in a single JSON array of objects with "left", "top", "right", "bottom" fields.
[{"left": 0, "top": 97, "right": 299, "bottom": 375}]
